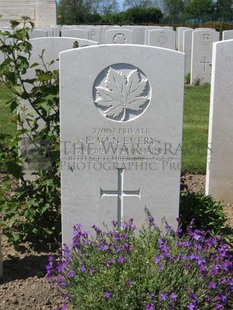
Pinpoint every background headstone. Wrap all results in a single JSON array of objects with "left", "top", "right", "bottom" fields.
[
  {"left": 106, "top": 29, "right": 133, "bottom": 44},
  {"left": 191, "top": 29, "right": 219, "bottom": 84},
  {"left": 222, "top": 30, "right": 233, "bottom": 40},
  {"left": 206, "top": 39, "right": 233, "bottom": 203},
  {"left": 61, "top": 28, "right": 89, "bottom": 40},
  {"left": 148, "top": 29, "right": 175, "bottom": 49},
  {"left": 176, "top": 27, "right": 191, "bottom": 51},
  {"left": 60, "top": 44, "right": 185, "bottom": 245},
  {"left": 183, "top": 29, "right": 193, "bottom": 75}
]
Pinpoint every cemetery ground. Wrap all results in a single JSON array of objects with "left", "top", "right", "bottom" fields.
[{"left": 0, "top": 84, "right": 233, "bottom": 309}]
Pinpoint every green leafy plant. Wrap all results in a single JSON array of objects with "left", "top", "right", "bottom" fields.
[
  {"left": 0, "top": 19, "right": 61, "bottom": 249},
  {"left": 185, "top": 72, "right": 190, "bottom": 84},
  {"left": 179, "top": 191, "right": 226, "bottom": 235},
  {"left": 46, "top": 212, "right": 233, "bottom": 310}
]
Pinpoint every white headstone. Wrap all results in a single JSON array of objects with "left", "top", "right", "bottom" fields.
[
  {"left": 61, "top": 28, "right": 89, "bottom": 39},
  {"left": 123, "top": 26, "right": 146, "bottom": 45},
  {"left": 100, "top": 26, "right": 111, "bottom": 44},
  {"left": 88, "top": 26, "right": 101, "bottom": 43},
  {"left": 176, "top": 27, "right": 192, "bottom": 52},
  {"left": 60, "top": 44, "right": 185, "bottom": 245},
  {"left": 206, "top": 39, "right": 233, "bottom": 203},
  {"left": 106, "top": 29, "right": 133, "bottom": 44},
  {"left": 183, "top": 29, "right": 193, "bottom": 75},
  {"left": 30, "top": 29, "right": 49, "bottom": 39},
  {"left": 191, "top": 29, "right": 219, "bottom": 85},
  {"left": 222, "top": 30, "right": 233, "bottom": 40},
  {"left": 144, "top": 26, "right": 161, "bottom": 45},
  {"left": 148, "top": 29, "right": 175, "bottom": 50}
]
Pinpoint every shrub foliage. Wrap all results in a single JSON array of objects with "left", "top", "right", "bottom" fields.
[
  {"left": 47, "top": 213, "right": 233, "bottom": 310},
  {"left": 0, "top": 19, "right": 61, "bottom": 248}
]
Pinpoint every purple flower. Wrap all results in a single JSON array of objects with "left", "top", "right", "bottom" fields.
[
  {"left": 160, "top": 293, "right": 167, "bottom": 301},
  {"left": 117, "top": 256, "right": 125, "bottom": 263},
  {"left": 125, "top": 280, "right": 133, "bottom": 287},
  {"left": 170, "top": 292, "right": 177, "bottom": 302},
  {"left": 165, "top": 225, "right": 174, "bottom": 234},
  {"left": 92, "top": 225, "right": 102, "bottom": 235},
  {"left": 217, "top": 294, "right": 227, "bottom": 304},
  {"left": 62, "top": 246, "right": 70, "bottom": 258},
  {"left": 176, "top": 227, "right": 183, "bottom": 237},
  {"left": 114, "top": 245, "right": 121, "bottom": 253},
  {"left": 79, "top": 264, "right": 86, "bottom": 272},
  {"left": 147, "top": 292, "right": 155, "bottom": 300},
  {"left": 104, "top": 291, "right": 112, "bottom": 299},
  {"left": 155, "top": 255, "right": 162, "bottom": 264},
  {"left": 157, "top": 262, "right": 163, "bottom": 270},
  {"left": 56, "top": 275, "right": 67, "bottom": 288},
  {"left": 123, "top": 243, "right": 131, "bottom": 253},
  {"left": 112, "top": 219, "right": 118, "bottom": 227},
  {"left": 208, "top": 282, "right": 216, "bottom": 289},
  {"left": 57, "top": 263, "right": 66, "bottom": 273},
  {"left": 215, "top": 304, "right": 224, "bottom": 310},
  {"left": 114, "top": 234, "right": 121, "bottom": 242},
  {"left": 188, "top": 303, "right": 196, "bottom": 310},
  {"left": 64, "top": 294, "right": 69, "bottom": 301},
  {"left": 107, "top": 259, "right": 115, "bottom": 266},
  {"left": 67, "top": 270, "right": 75, "bottom": 278},
  {"left": 102, "top": 244, "right": 110, "bottom": 251},
  {"left": 210, "top": 266, "right": 220, "bottom": 276},
  {"left": 145, "top": 304, "right": 154, "bottom": 310},
  {"left": 90, "top": 269, "right": 96, "bottom": 275}
]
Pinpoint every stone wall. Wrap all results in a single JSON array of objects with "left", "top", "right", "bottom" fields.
[{"left": 0, "top": 0, "right": 57, "bottom": 26}]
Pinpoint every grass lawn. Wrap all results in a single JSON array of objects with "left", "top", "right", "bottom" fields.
[
  {"left": 182, "top": 84, "right": 210, "bottom": 174},
  {"left": 0, "top": 84, "right": 210, "bottom": 174}
]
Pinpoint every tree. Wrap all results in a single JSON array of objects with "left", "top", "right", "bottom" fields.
[
  {"left": 123, "top": 0, "right": 158, "bottom": 10},
  {"left": 185, "top": 0, "right": 214, "bottom": 18},
  {"left": 163, "top": 0, "right": 184, "bottom": 19},
  {"left": 125, "top": 6, "right": 163, "bottom": 23},
  {"left": 57, "top": 0, "right": 119, "bottom": 24},
  {"left": 58, "top": 0, "right": 86, "bottom": 24},
  {"left": 215, "top": 0, "right": 233, "bottom": 21}
]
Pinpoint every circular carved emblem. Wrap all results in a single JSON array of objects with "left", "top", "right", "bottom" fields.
[
  {"left": 158, "top": 34, "right": 167, "bottom": 45},
  {"left": 113, "top": 33, "right": 126, "bottom": 44},
  {"left": 200, "top": 33, "right": 211, "bottom": 47},
  {"left": 93, "top": 64, "right": 151, "bottom": 122}
]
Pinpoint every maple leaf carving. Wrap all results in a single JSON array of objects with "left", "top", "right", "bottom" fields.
[{"left": 95, "top": 67, "right": 149, "bottom": 122}]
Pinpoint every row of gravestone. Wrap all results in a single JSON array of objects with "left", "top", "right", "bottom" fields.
[
  {"left": 1, "top": 37, "right": 233, "bottom": 277},
  {"left": 1, "top": 25, "right": 233, "bottom": 85}
]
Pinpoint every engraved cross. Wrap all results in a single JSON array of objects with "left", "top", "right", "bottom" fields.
[
  {"left": 201, "top": 56, "right": 210, "bottom": 73},
  {"left": 100, "top": 168, "right": 141, "bottom": 228}
]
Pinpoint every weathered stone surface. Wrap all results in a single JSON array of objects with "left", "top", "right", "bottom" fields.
[
  {"left": 183, "top": 29, "right": 193, "bottom": 75},
  {"left": 191, "top": 29, "right": 219, "bottom": 84},
  {"left": 0, "top": 0, "right": 57, "bottom": 27},
  {"left": 222, "top": 30, "right": 233, "bottom": 40},
  {"left": 206, "top": 39, "right": 233, "bottom": 203},
  {"left": 60, "top": 45, "right": 185, "bottom": 245},
  {"left": 148, "top": 29, "right": 175, "bottom": 49}
]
